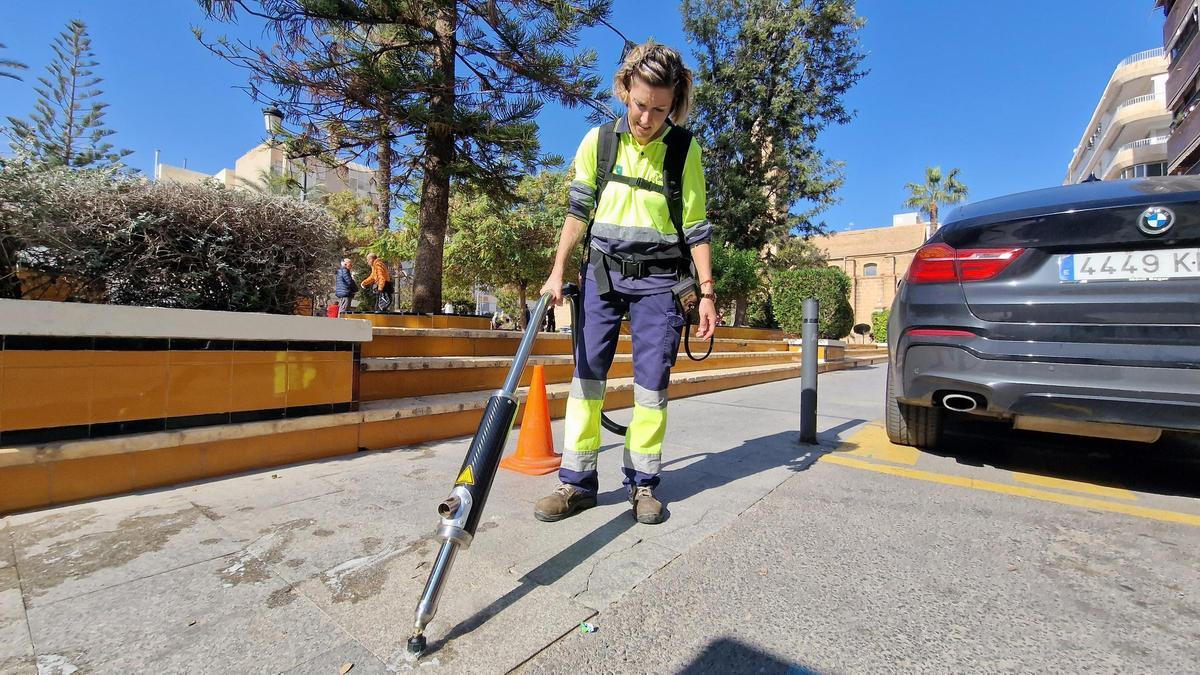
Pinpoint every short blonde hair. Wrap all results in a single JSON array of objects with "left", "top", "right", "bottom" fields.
[{"left": 612, "top": 40, "right": 694, "bottom": 125}]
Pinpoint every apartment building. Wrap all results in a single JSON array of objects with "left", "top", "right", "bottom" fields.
[
  {"left": 157, "top": 143, "right": 377, "bottom": 201},
  {"left": 1063, "top": 48, "right": 1170, "bottom": 184},
  {"left": 1158, "top": 0, "right": 1200, "bottom": 173}
]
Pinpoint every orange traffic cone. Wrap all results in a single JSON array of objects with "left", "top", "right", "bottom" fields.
[{"left": 500, "top": 365, "right": 561, "bottom": 475}]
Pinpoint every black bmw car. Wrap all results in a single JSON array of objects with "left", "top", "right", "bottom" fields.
[{"left": 887, "top": 177, "right": 1200, "bottom": 448}]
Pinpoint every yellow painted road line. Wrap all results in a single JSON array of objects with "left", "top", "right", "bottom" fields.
[
  {"left": 821, "top": 454, "right": 1200, "bottom": 528},
  {"left": 1011, "top": 471, "right": 1137, "bottom": 501},
  {"left": 841, "top": 425, "right": 920, "bottom": 466}
]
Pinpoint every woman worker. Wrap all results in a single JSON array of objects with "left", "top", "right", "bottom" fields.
[{"left": 535, "top": 41, "right": 717, "bottom": 525}]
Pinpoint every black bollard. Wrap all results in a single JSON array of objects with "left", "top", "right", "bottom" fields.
[{"left": 800, "top": 297, "right": 819, "bottom": 444}]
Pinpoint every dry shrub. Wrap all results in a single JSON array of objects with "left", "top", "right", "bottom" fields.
[{"left": 0, "top": 164, "right": 340, "bottom": 313}]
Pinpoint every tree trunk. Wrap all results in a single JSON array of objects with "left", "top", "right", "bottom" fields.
[
  {"left": 733, "top": 295, "right": 747, "bottom": 326},
  {"left": 518, "top": 282, "right": 528, "bottom": 331},
  {"left": 930, "top": 201, "right": 938, "bottom": 232},
  {"left": 0, "top": 236, "right": 22, "bottom": 299},
  {"left": 411, "top": 3, "right": 456, "bottom": 314},
  {"left": 375, "top": 123, "right": 392, "bottom": 234}
]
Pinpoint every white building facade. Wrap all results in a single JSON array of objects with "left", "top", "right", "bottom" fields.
[
  {"left": 157, "top": 143, "right": 377, "bottom": 202},
  {"left": 1064, "top": 48, "right": 1171, "bottom": 184}
]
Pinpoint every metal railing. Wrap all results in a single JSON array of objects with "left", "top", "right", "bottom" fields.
[
  {"left": 1115, "top": 92, "right": 1163, "bottom": 112},
  {"left": 1101, "top": 136, "right": 1169, "bottom": 178},
  {"left": 1117, "top": 47, "right": 1165, "bottom": 68},
  {"left": 1117, "top": 135, "right": 1170, "bottom": 152}
]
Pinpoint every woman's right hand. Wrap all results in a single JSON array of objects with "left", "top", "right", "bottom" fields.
[{"left": 539, "top": 271, "right": 564, "bottom": 305}]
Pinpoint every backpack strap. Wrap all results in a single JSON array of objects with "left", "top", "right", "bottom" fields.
[
  {"left": 660, "top": 125, "right": 694, "bottom": 265},
  {"left": 585, "top": 119, "right": 620, "bottom": 246}
]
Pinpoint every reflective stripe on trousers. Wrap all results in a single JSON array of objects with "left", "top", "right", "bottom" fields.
[{"left": 560, "top": 270, "right": 683, "bottom": 494}]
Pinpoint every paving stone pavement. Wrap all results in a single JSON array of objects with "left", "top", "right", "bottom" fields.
[
  {"left": 8, "top": 364, "right": 1194, "bottom": 674},
  {"left": 0, "top": 365, "right": 880, "bottom": 674}
]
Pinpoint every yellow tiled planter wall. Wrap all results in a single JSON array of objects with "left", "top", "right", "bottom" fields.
[{"left": 0, "top": 346, "right": 354, "bottom": 444}]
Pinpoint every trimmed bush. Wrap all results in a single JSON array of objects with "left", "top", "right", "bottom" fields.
[
  {"left": 871, "top": 308, "right": 890, "bottom": 343},
  {"left": 772, "top": 267, "right": 854, "bottom": 338},
  {"left": 0, "top": 164, "right": 340, "bottom": 313}
]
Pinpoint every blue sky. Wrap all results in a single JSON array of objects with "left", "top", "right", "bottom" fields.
[{"left": 1, "top": 1, "right": 1166, "bottom": 232}]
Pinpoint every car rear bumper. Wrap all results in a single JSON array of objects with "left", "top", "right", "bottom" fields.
[{"left": 899, "top": 344, "right": 1200, "bottom": 432}]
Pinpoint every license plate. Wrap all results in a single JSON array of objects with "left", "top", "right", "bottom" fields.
[{"left": 1058, "top": 248, "right": 1200, "bottom": 283}]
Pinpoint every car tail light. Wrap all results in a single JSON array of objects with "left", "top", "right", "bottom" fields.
[
  {"left": 906, "top": 243, "right": 958, "bottom": 283},
  {"left": 906, "top": 244, "right": 1025, "bottom": 284}
]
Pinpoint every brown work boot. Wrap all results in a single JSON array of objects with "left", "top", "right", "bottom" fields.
[
  {"left": 534, "top": 484, "right": 596, "bottom": 522},
  {"left": 629, "top": 486, "right": 664, "bottom": 524}
]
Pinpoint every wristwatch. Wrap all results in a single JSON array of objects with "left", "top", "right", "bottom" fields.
[{"left": 700, "top": 292, "right": 716, "bottom": 302}]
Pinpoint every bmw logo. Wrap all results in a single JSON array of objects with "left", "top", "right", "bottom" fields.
[{"left": 1138, "top": 206, "right": 1174, "bottom": 236}]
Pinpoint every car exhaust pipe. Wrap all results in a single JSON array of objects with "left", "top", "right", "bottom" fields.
[{"left": 941, "top": 393, "right": 981, "bottom": 412}]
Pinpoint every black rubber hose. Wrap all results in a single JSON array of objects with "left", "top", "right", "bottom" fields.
[{"left": 563, "top": 284, "right": 629, "bottom": 437}]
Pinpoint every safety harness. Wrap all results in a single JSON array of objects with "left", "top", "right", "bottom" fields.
[
  {"left": 582, "top": 119, "right": 713, "bottom": 363},
  {"left": 585, "top": 118, "right": 692, "bottom": 297}
]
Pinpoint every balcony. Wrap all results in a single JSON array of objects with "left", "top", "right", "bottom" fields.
[
  {"left": 1069, "top": 95, "right": 1169, "bottom": 183},
  {"left": 1168, "top": 100, "right": 1200, "bottom": 172},
  {"left": 1115, "top": 92, "right": 1163, "bottom": 113},
  {"left": 1167, "top": 32, "right": 1200, "bottom": 108},
  {"left": 1101, "top": 136, "right": 1168, "bottom": 179},
  {"left": 1166, "top": 0, "right": 1197, "bottom": 50},
  {"left": 1118, "top": 48, "right": 1165, "bottom": 69}
]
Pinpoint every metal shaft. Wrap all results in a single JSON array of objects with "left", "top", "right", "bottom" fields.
[
  {"left": 800, "top": 297, "right": 819, "bottom": 444},
  {"left": 501, "top": 293, "right": 553, "bottom": 396},
  {"left": 412, "top": 540, "right": 459, "bottom": 636}
]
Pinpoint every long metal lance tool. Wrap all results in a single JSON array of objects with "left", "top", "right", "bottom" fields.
[{"left": 406, "top": 289, "right": 556, "bottom": 656}]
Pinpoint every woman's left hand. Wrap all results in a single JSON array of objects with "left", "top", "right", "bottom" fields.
[{"left": 695, "top": 298, "right": 717, "bottom": 340}]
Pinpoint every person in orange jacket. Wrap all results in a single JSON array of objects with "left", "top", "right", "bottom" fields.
[{"left": 360, "top": 253, "right": 393, "bottom": 313}]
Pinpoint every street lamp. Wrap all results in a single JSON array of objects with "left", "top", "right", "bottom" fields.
[
  {"left": 260, "top": 107, "right": 310, "bottom": 201},
  {"left": 263, "top": 107, "right": 284, "bottom": 136}
]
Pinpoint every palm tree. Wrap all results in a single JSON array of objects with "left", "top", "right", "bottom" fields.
[
  {"left": 0, "top": 43, "right": 27, "bottom": 81},
  {"left": 903, "top": 166, "right": 968, "bottom": 238}
]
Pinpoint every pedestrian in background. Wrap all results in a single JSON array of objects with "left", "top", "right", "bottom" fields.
[
  {"left": 334, "top": 258, "right": 357, "bottom": 317},
  {"left": 361, "top": 253, "right": 392, "bottom": 313}
]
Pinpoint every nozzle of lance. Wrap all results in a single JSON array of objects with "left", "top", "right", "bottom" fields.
[
  {"left": 407, "top": 633, "right": 427, "bottom": 655},
  {"left": 437, "top": 495, "right": 461, "bottom": 518}
]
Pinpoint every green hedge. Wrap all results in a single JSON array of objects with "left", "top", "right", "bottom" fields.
[
  {"left": 745, "top": 287, "right": 777, "bottom": 328},
  {"left": 772, "top": 267, "right": 854, "bottom": 338},
  {"left": 871, "top": 308, "right": 890, "bottom": 343}
]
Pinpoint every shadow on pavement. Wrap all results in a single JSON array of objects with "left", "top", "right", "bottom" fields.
[
  {"left": 657, "top": 417, "right": 866, "bottom": 489},
  {"left": 928, "top": 415, "right": 1200, "bottom": 500},
  {"left": 424, "top": 508, "right": 636, "bottom": 655},
  {"left": 424, "top": 419, "right": 867, "bottom": 656},
  {"left": 673, "top": 637, "right": 821, "bottom": 675}
]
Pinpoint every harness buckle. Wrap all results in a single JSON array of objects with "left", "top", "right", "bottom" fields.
[{"left": 619, "top": 258, "right": 646, "bottom": 278}]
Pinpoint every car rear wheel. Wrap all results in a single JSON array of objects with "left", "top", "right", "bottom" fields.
[{"left": 886, "top": 368, "right": 943, "bottom": 448}]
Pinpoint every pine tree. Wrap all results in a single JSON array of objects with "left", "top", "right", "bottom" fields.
[
  {"left": 198, "top": 0, "right": 612, "bottom": 312},
  {"left": 5, "top": 20, "right": 131, "bottom": 169},
  {"left": 683, "top": 0, "right": 866, "bottom": 250},
  {"left": 0, "top": 43, "right": 28, "bottom": 81}
]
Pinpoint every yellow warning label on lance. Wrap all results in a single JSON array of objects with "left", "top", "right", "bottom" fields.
[{"left": 455, "top": 466, "right": 475, "bottom": 486}]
